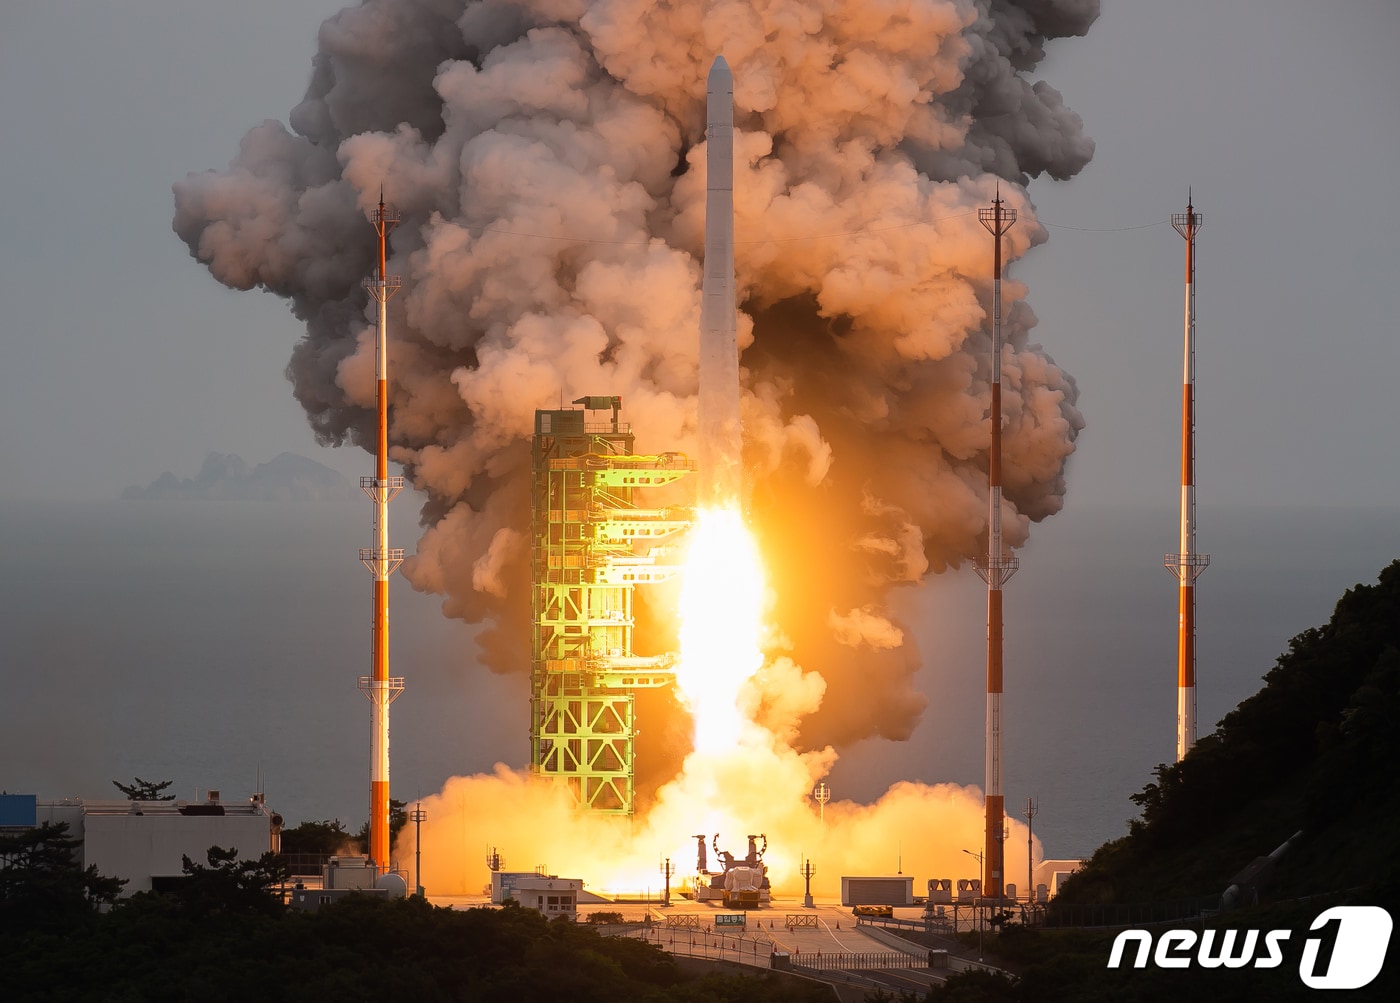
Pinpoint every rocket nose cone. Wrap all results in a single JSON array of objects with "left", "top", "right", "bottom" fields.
[{"left": 708, "top": 55, "right": 732, "bottom": 86}]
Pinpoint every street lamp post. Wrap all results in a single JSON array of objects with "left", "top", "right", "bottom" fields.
[
  {"left": 410, "top": 800, "right": 427, "bottom": 896},
  {"left": 660, "top": 856, "right": 675, "bottom": 907},
  {"left": 1024, "top": 797, "right": 1038, "bottom": 905},
  {"left": 962, "top": 848, "right": 984, "bottom": 962}
]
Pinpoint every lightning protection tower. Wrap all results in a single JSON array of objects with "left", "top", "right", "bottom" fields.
[
  {"left": 530, "top": 397, "right": 692, "bottom": 815},
  {"left": 976, "top": 190, "right": 1017, "bottom": 902},
  {"left": 1166, "top": 194, "right": 1208, "bottom": 761},
  {"left": 360, "top": 192, "right": 404, "bottom": 873}
]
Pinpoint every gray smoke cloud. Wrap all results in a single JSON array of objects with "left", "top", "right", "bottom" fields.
[{"left": 174, "top": 0, "right": 1093, "bottom": 759}]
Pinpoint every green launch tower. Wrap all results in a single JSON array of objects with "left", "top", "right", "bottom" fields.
[{"left": 530, "top": 396, "right": 691, "bottom": 815}]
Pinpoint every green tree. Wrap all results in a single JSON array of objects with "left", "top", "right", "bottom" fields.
[
  {"left": 0, "top": 821, "right": 124, "bottom": 932},
  {"left": 175, "top": 845, "right": 286, "bottom": 918},
  {"left": 112, "top": 777, "right": 175, "bottom": 801},
  {"left": 0, "top": 890, "right": 841, "bottom": 1001},
  {"left": 865, "top": 990, "right": 929, "bottom": 1003},
  {"left": 925, "top": 968, "right": 1021, "bottom": 1002},
  {"left": 1058, "top": 559, "right": 1400, "bottom": 907},
  {"left": 279, "top": 818, "right": 354, "bottom": 856}
]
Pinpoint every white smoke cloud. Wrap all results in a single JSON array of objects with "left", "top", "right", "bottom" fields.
[
  {"left": 403, "top": 721, "right": 1044, "bottom": 902},
  {"left": 829, "top": 606, "right": 906, "bottom": 650},
  {"left": 174, "top": 0, "right": 1095, "bottom": 749}
]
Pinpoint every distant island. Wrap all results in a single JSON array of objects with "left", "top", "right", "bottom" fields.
[{"left": 122, "top": 452, "right": 358, "bottom": 502}]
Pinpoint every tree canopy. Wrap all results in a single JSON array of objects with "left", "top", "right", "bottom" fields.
[
  {"left": 1058, "top": 560, "right": 1400, "bottom": 906},
  {"left": 112, "top": 777, "right": 175, "bottom": 801},
  {"left": 0, "top": 885, "right": 829, "bottom": 1002},
  {"left": 175, "top": 845, "right": 288, "bottom": 919},
  {"left": 0, "top": 821, "right": 124, "bottom": 935},
  {"left": 279, "top": 818, "right": 355, "bottom": 856}
]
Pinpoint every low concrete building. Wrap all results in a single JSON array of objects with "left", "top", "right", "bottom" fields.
[
  {"left": 2, "top": 791, "right": 280, "bottom": 896},
  {"left": 288, "top": 855, "right": 407, "bottom": 911},
  {"left": 490, "top": 870, "right": 581, "bottom": 921},
  {"left": 1033, "top": 858, "right": 1084, "bottom": 900}
]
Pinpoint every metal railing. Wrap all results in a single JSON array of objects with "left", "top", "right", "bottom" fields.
[
  {"left": 794, "top": 950, "right": 929, "bottom": 972},
  {"left": 857, "top": 910, "right": 975, "bottom": 936},
  {"left": 1043, "top": 896, "right": 1220, "bottom": 929},
  {"left": 277, "top": 852, "right": 332, "bottom": 877},
  {"left": 620, "top": 926, "right": 774, "bottom": 970}
]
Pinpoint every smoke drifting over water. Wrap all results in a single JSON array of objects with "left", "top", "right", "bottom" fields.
[{"left": 175, "top": 0, "right": 1094, "bottom": 824}]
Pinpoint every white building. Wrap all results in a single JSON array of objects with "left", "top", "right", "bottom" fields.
[
  {"left": 1033, "top": 858, "right": 1084, "bottom": 902},
  {"left": 3, "top": 791, "right": 280, "bottom": 896},
  {"left": 490, "top": 870, "right": 581, "bottom": 921}
]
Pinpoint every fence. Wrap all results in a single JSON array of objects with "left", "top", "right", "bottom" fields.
[
  {"left": 856, "top": 909, "right": 974, "bottom": 936},
  {"left": 622, "top": 926, "right": 774, "bottom": 969},
  {"left": 1043, "top": 896, "right": 1219, "bottom": 929},
  {"left": 793, "top": 950, "right": 929, "bottom": 972}
]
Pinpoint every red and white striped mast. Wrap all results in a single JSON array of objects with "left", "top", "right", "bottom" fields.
[
  {"left": 1166, "top": 194, "right": 1208, "bottom": 762},
  {"left": 360, "top": 190, "right": 405, "bottom": 873},
  {"left": 977, "top": 189, "right": 1017, "bottom": 902}
]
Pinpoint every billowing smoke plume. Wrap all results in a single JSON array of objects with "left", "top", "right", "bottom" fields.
[
  {"left": 407, "top": 711, "right": 1046, "bottom": 900},
  {"left": 174, "top": 0, "right": 1093, "bottom": 760}
]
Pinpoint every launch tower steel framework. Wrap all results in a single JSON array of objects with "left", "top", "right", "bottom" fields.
[{"left": 530, "top": 396, "right": 691, "bottom": 815}]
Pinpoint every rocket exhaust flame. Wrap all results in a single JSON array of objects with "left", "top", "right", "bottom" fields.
[
  {"left": 401, "top": 466, "right": 1048, "bottom": 897},
  {"left": 675, "top": 507, "right": 764, "bottom": 753}
]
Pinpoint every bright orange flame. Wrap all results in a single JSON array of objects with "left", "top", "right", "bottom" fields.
[
  {"left": 407, "top": 502, "right": 1043, "bottom": 901},
  {"left": 675, "top": 506, "right": 765, "bottom": 752}
]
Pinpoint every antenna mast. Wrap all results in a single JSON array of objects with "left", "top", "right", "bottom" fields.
[
  {"left": 977, "top": 190, "right": 1017, "bottom": 902},
  {"left": 360, "top": 190, "right": 405, "bottom": 874},
  {"left": 1167, "top": 194, "right": 1208, "bottom": 761},
  {"left": 1023, "top": 796, "right": 1038, "bottom": 903}
]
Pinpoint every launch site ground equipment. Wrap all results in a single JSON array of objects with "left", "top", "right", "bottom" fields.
[{"left": 695, "top": 833, "right": 771, "bottom": 909}]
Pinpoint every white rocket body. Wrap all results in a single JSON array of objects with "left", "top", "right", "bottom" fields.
[{"left": 698, "top": 55, "right": 741, "bottom": 505}]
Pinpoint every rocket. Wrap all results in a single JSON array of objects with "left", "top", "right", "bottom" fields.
[{"left": 698, "top": 55, "right": 742, "bottom": 505}]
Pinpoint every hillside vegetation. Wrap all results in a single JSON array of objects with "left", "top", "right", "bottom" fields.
[
  {"left": 924, "top": 560, "right": 1400, "bottom": 1001},
  {"left": 1058, "top": 559, "right": 1400, "bottom": 906}
]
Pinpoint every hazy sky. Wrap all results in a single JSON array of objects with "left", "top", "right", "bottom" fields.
[
  {"left": 1018, "top": 0, "right": 1400, "bottom": 511},
  {"left": 2, "top": 1, "right": 1399, "bottom": 851},
  {"left": 2, "top": 0, "right": 1396, "bottom": 507}
]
